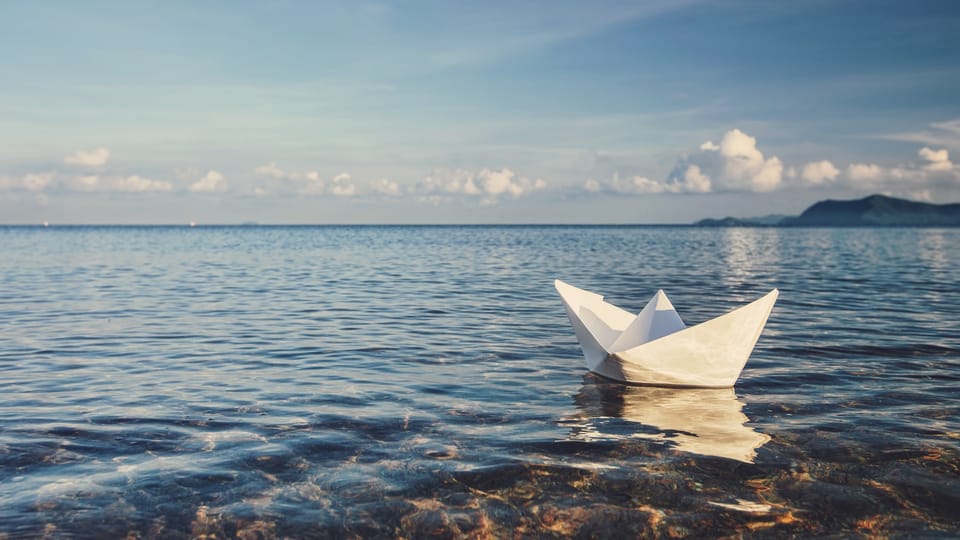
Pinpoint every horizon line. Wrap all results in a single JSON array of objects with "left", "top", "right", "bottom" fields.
[{"left": 0, "top": 222, "right": 698, "bottom": 227}]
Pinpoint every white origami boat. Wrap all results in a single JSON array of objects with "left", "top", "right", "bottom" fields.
[{"left": 555, "top": 280, "right": 778, "bottom": 388}]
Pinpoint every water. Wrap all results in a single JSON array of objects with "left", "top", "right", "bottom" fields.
[{"left": 1, "top": 226, "right": 958, "bottom": 538}]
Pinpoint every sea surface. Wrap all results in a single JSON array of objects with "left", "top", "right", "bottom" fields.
[{"left": 1, "top": 225, "right": 958, "bottom": 538}]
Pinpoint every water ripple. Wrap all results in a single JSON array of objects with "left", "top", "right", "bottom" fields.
[{"left": 1, "top": 225, "right": 958, "bottom": 537}]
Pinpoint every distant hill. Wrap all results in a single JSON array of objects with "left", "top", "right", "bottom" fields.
[
  {"left": 695, "top": 194, "right": 960, "bottom": 227},
  {"left": 782, "top": 194, "right": 960, "bottom": 226},
  {"left": 695, "top": 214, "right": 790, "bottom": 227}
]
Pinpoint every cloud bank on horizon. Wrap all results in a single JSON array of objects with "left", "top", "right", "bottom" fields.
[
  {"left": 1, "top": 0, "right": 958, "bottom": 223},
  {"left": 4, "top": 128, "right": 956, "bottom": 202},
  {"left": 584, "top": 125, "right": 960, "bottom": 203}
]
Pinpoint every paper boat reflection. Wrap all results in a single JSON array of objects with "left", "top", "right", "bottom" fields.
[
  {"left": 555, "top": 280, "right": 777, "bottom": 388},
  {"left": 570, "top": 375, "right": 770, "bottom": 463}
]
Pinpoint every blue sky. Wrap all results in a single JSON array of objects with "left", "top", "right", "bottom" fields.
[{"left": 1, "top": 0, "right": 958, "bottom": 223}]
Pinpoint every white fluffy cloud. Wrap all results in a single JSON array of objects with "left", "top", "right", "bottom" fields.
[
  {"left": 112, "top": 175, "right": 173, "bottom": 192},
  {"left": 254, "top": 163, "right": 355, "bottom": 197},
  {"left": 1, "top": 171, "right": 174, "bottom": 193},
  {"left": 584, "top": 173, "right": 667, "bottom": 194},
  {"left": 846, "top": 163, "right": 883, "bottom": 182},
  {"left": 0, "top": 148, "right": 184, "bottom": 195},
  {"left": 479, "top": 168, "right": 544, "bottom": 196},
  {"left": 73, "top": 174, "right": 172, "bottom": 192},
  {"left": 189, "top": 170, "right": 227, "bottom": 193},
  {"left": 64, "top": 147, "right": 110, "bottom": 167},
  {"left": 22, "top": 173, "right": 56, "bottom": 191},
  {"left": 587, "top": 127, "right": 960, "bottom": 199},
  {"left": 65, "top": 175, "right": 100, "bottom": 191},
  {"left": 296, "top": 171, "right": 325, "bottom": 195},
  {"left": 417, "top": 168, "right": 546, "bottom": 201},
  {"left": 419, "top": 168, "right": 472, "bottom": 195},
  {"left": 587, "top": 128, "right": 782, "bottom": 195},
  {"left": 679, "top": 164, "right": 712, "bottom": 193},
  {"left": 586, "top": 165, "right": 712, "bottom": 195},
  {"left": 254, "top": 161, "right": 286, "bottom": 179},
  {"left": 699, "top": 141, "right": 719, "bottom": 151},
  {"left": 840, "top": 147, "right": 959, "bottom": 191},
  {"left": 716, "top": 129, "right": 783, "bottom": 191},
  {"left": 801, "top": 160, "right": 839, "bottom": 184},
  {"left": 666, "top": 129, "right": 783, "bottom": 193},
  {"left": 0, "top": 172, "right": 56, "bottom": 191},
  {"left": 919, "top": 147, "right": 952, "bottom": 171},
  {"left": 374, "top": 178, "right": 401, "bottom": 196},
  {"left": 329, "top": 172, "right": 356, "bottom": 197}
]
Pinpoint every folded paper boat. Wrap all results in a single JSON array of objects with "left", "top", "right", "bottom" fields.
[{"left": 555, "top": 280, "right": 778, "bottom": 388}]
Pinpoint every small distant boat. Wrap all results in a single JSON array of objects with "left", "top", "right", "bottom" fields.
[{"left": 555, "top": 280, "right": 778, "bottom": 388}]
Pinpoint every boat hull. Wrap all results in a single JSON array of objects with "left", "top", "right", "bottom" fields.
[{"left": 555, "top": 280, "right": 777, "bottom": 388}]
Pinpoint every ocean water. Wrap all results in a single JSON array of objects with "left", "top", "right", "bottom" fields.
[{"left": 1, "top": 225, "right": 958, "bottom": 538}]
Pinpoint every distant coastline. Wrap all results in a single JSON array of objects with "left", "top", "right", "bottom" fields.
[
  {"left": 695, "top": 194, "right": 960, "bottom": 227},
  {"left": 7, "top": 194, "right": 960, "bottom": 227}
]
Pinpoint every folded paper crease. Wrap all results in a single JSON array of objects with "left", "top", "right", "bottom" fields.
[{"left": 555, "top": 280, "right": 778, "bottom": 388}]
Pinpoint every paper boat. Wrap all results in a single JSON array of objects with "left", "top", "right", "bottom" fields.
[{"left": 555, "top": 280, "right": 778, "bottom": 388}]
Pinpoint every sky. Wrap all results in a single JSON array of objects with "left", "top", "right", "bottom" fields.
[{"left": 1, "top": 0, "right": 959, "bottom": 224}]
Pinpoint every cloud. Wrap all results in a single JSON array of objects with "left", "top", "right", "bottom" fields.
[
  {"left": 66, "top": 175, "right": 100, "bottom": 191},
  {"left": 1, "top": 171, "right": 176, "bottom": 194},
  {"left": 699, "top": 141, "right": 719, "bottom": 151},
  {"left": 64, "top": 147, "right": 110, "bottom": 167},
  {"left": 589, "top": 165, "right": 713, "bottom": 195},
  {"left": 880, "top": 118, "right": 960, "bottom": 149},
  {"left": 919, "top": 147, "right": 952, "bottom": 171},
  {"left": 586, "top": 128, "right": 781, "bottom": 195},
  {"left": 801, "top": 160, "right": 839, "bottom": 184},
  {"left": 480, "top": 169, "right": 523, "bottom": 196},
  {"left": 330, "top": 172, "right": 356, "bottom": 197},
  {"left": 846, "top": 163, "right": 883, "bottom": 182},
  {"left": 22, "top": 173, "right": 56, "bottom": 191},
  {"left": 254, "top": 161, "right": 286, "bottom": 179},
  {"left": 584, "top": 174, "right": 664, "bottom": 194},
  {"left": 374, "top": 178, "right": 401, "bottom": 196},
  {"left": 679, "top": 164, "right": 712, "bottom": 193},
  {"left": 66, "top": 174, "right": 172, "bottom": 193},
  {"left": 298, "top": 171, "right": 325, "bottom": 195},
  {"left": 254, "top": 163, "right": 354, "bottom": 197},
  {"left": 840, "top": 147, "right": 958, "bottom": 191},
  {"left": 0, "top": 172, "right": 57, "bottom": 192},
  {"left": 189, "top": 170, "right": 227, "bottom": 193},
  {"left": 665, "top": 129, "right": 783, "bottom": 193},
  {"left": 419, "top": 168, "right": 473, "bottom": 195},
  {"left": 113, "top": 175, "right": 173, "bottom": 192},
  {"left": 587, "top": 124, "right": 960, "bottom": 200},
  {"left": 714, "top": 129, "right": 783, "bottom": 191},
  {"left": 417, "top": 168, "right": 546, "bottom": 201},
  {"left": 330, "top": 185, "right": 355, "bottom": 197}
]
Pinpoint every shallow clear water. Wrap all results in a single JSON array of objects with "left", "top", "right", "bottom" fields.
[{"left": 1, "top": 225, "right": 958, "bottom": 538}]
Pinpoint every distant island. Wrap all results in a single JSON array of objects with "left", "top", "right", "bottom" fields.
[{"left": 695, "top": 194, "right": 960, "bottom": 227}]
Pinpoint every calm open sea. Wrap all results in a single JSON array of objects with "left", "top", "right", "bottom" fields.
[{"left": 1, "top": 225, "right": 958, "bottom": 538}]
